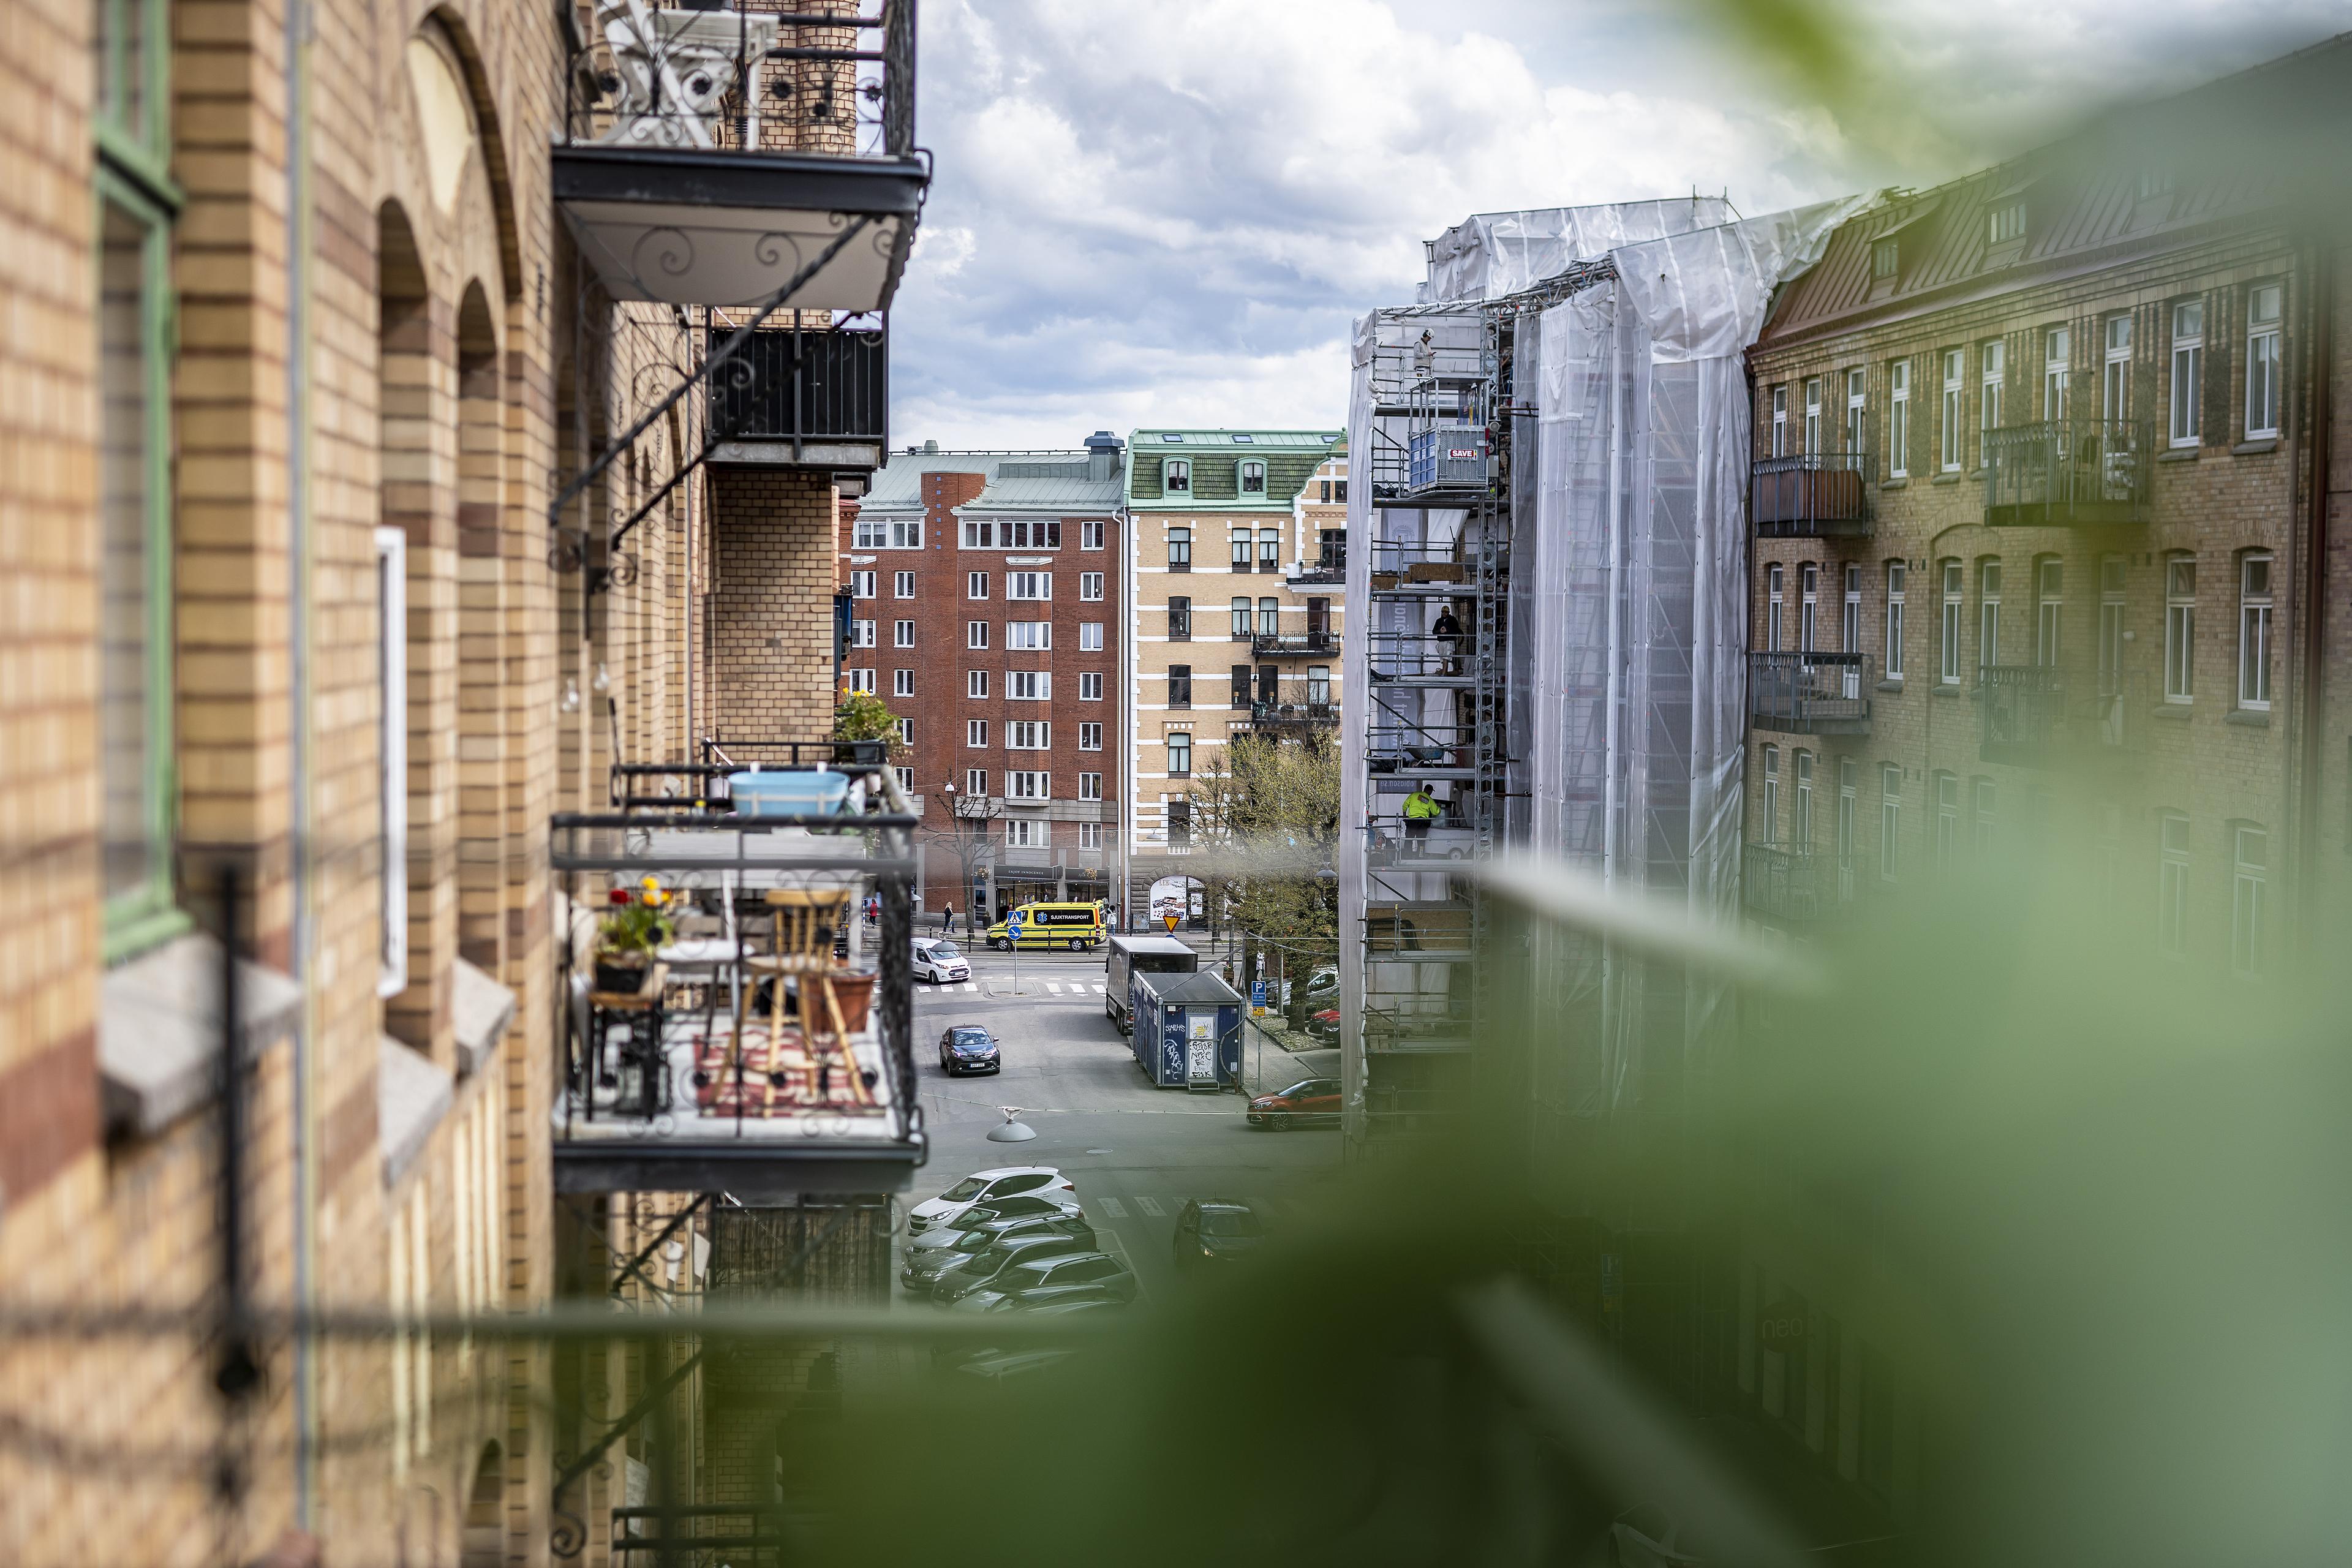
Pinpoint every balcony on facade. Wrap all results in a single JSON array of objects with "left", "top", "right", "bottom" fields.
[
  {"left": 1286, "top": 558, "right": 1345, "bottom": 587},
  {"left": 1982, "top": 420, "right": 2154, "bottom": 529},
  {"left": 1367, "top": 541, "right": 1479, "bottom": 595},
  {"left": 1245, "top": 679, "right": 1338, "bottom": 731},
  {"left": 1360, "top": 993, "right": 1474, "bottom": 1054},
  {"left": 1749, "top": 652, "right": 1872, "bottom": 735},
  {"left": 1741, "top": 842, "right": 1871, "bottom": 925},
  {"left": 549, "top": 743, "right": 919, "bottom": 1197},
  {"left": 1751, "top": 451, "right": 1872, "bottom": 537},
  {"left": 1979, "top": 665, "right": 2150, "bottom": 769},
  {"left": 1252, "top": 628, "right": 1341, "bottom": 658},
  {"left": 553, "top": 1, "right": 926, "bottom": 312},
  {"left": 709, "top": 320, "right": 889, "bottom": 469},
  {"left": 1363, "top": 900, "right": 1474, "bottom": 959}
]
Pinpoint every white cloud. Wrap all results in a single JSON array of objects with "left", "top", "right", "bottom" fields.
[{"left": 888, "top": 0, "right": 2350, "bottom": 450}]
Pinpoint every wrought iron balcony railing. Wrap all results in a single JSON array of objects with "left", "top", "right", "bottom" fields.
[
  {"left": 1983, "top": 420, "right": 2154, "bottom": 528},
  {"left": 1366, "top": 540, "right": 1477, "bottom": 591},
  {"left": 1979, "top": 666, "right": 2151, "bottom": 768},
  {"left": 1748, "top": 651, "right": 1871, "bottom": 734},
  {"left": 1286, "top": 560, "right": 1345, "bottom": 586},
  {"left": 1246, "top": 681, "right": 1338, "bottom": 728},
  {"left": 709, "top": 322, "right": 888, "bottom": 456},
  {"left": 1741, "top": 842, "right": 1869, "bottom": 925},
  {"left": 1751, "top": 451, "right": 1872, "bottom": 536},
  {"left": 1251, "top": 629, "right": 1340, "bottom": 657}
]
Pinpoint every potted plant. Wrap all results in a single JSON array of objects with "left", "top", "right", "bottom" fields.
[{"left": 594, "top": 878, "right": 675, "bottom": 994}]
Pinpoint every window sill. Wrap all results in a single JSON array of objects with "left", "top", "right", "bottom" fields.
[
  {"left": 100, "top": 930, "right": 303, "bottom": 1139},
  {"left": 1932, "top": 472, "right": 1963, "bottom": 486},
  {"left": 2150, "top": 703, "right": 2193, "bottom": 721},
  {"left": 2225, "top": 709, "right": 2272, "bottom": 728},
  {"left": 2234, "top": 438, "right": 2280, "bottom": 456},
  {"left": 1931, "top": 684, "right": 1961, "bottom": 699},
  {"left": 1879, "top": 477, "right": 1909, "bottom": 491},
  {"left": 2158, "top": 447, "right": 2199, "bottom": 463},
  {"left": 1877, "top": 679, "right": 1905, "bottom": 693}
]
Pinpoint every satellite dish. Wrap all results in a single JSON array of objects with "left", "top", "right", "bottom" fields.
[{"left": 986, "top": 1106, "right": 1037, "bottom": 1144}]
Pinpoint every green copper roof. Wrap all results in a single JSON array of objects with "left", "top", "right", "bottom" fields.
[{"left": 1125, "top": 427, "right": 1340, "bottom": 510}]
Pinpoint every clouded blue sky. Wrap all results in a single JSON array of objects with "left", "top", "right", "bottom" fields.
[{"left": 886, "top": 1, "right": 2347, "bottom": 450}]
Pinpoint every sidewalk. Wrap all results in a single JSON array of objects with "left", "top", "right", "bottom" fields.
[{"left": 1238, "top": 1016, "right": 1339, "bottom": 1096}]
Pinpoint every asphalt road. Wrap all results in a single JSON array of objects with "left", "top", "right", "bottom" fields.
[{"left": 898, "top": 943, "right": 1343, "bottom": 1301}]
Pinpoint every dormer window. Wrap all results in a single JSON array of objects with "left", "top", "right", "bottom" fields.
[
  {"left": 1231, "top": 433, "right": 1254, "bottom": 443},
  {"left": 2136, "top": 167, "right": 2174, "bottom": 202},
  {"left": 1240, "top": 460, "right": 1266, "bottom": 494},
  {"left": 1166, "top": 458, "right": 1191, "bottom": 494},
  {"left": 1163, "top": 433, "right": 1185, "bottom": 443},
  {"left": 1988, "top": 201, "right": 2026, "bottom": 246},
  {"left": 1871, "top": 237, "right": 1899, "bottom": 280}
]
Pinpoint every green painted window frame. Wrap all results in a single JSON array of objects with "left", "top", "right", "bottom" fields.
[
  {"left": 94, "top": 0, "right": 176, "bottom": 204},
  {"left": 96, "top": 161, "right": 184, "bottom": 961}
]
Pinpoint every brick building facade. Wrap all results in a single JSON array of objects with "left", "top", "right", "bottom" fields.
[{"left": 843, "top": 437, "right": 1126, "bottom": 922}]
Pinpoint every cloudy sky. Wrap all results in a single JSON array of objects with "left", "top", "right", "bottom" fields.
[{"left": 886, "top": 0, "right": 2348, "bottom": 451}]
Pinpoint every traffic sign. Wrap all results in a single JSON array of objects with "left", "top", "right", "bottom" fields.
[{"left": 1163, "top": 913, "right": 1178, "bottom": 932}]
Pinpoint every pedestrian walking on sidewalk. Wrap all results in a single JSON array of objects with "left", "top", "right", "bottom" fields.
[{"left": 940, "top": 900, "right": 954, "bottom": 935}]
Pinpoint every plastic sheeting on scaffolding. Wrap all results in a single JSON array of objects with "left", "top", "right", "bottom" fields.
[
  {"left": 1338, "top": 194, "right": 1870, "bottom": 1142},
  {"left": 1418, "top": 197, "right": 1737, "bottom": 305}
]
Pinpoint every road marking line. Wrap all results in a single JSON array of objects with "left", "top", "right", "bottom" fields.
[
  {"left": 1046, "top": 982, "right": 1064, "bottom": 994},
  {"left": 1095, "top": 1196, "right": 1128, "bottom": 1219},
  {"left": 1134, "top": 1196, "right": 1166, "bottom": 1218},
  {"left": 1091, "top": 984, "right": 1106, "bottom": 994}
]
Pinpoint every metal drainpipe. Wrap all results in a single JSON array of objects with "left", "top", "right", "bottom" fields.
[
  {"left": 2297, "top": 239, "right": 2334, "bottom": 962},
  {"left": 281, "top": 0, "right": 317, "bottom": 1526}
]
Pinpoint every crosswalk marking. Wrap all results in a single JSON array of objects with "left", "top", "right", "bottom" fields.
[
  {"left": 1095, "top": 1196, "right": 1128, "bottom": 1219},
  {"left": 1091, "top": 983, "right": 1106, "bottom": 994},
  {"left": 1046, "top": 982, "right": 1065, "bottom": 994},
  {"left": 1134, "top": 1196, "right": 1166, "bottom": 1218}
]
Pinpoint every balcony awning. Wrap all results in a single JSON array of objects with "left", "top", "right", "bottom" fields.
[{"left": 553, "top": 147, "right": 927, "bottom": 310}]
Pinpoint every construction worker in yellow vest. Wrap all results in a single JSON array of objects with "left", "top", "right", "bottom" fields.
[{"left": 1403, "top": 784, "right": 1441, "bottom": 847}]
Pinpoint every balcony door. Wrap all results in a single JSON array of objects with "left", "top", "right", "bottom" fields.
[{"left": 1306, "top": 596, "right": 1330, "bottom": 643}]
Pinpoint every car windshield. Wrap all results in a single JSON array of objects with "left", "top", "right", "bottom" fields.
[
  {"left": 1198, "top": 1208, "right": 1262, "bottom": 1237},
  {"left": 1277, "top": 1080, "right": 1318, "bottom": 1098},
  {"left": 954, "top": 1231, "right": 995, "bottom": 1253},
  {"left": 954, "top": 1032, "right": 992, "bottom": 1051},
  {"left": 928, "top": 941, "right": 961, "bottom": 959},
  {"left": 938, "top": 1177, "right": 989, "bottom": 1202}
]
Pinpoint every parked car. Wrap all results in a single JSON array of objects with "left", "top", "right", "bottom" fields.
[
  {"left": 938, "top": 1025, "right": 1001, "bottom": 1076},
  {"left": 907, "top": 1196, "right": 1085, "bottom": 1256},
  {"left": 1300, "top": 966, "right": 1338, "bottom": 1003},
  {"left": 953, "top": 1348, "right": 1076, "bottom": 1380},
  {"left": 1303, "top": 1008, "right": 1340, "bottom": 1042},
  {"left": 902, "top": 1215, "right": 1098, "bottom": 1295},
  {"left": 1172, "top": 1199, "right": 1265, "bottom": 1271},
  {"left": 1247, "top": 1077, "right": 1340, "bottom": 1130},
  {"left": 974, "top": 1282, "right": 1131, "bottom": 1314},
  {"left": 913, "top": 938, "right": 970, "bottom": 984},
  {"left": 908, "top": 1167, "right": 1077, "bottom": 1237},
  {"left": 951, "top": 1251, "right": 1139, "bottom": 1311},
  {"left": 932, "top": 1232, "right": 1101, "bottom": 1303}
]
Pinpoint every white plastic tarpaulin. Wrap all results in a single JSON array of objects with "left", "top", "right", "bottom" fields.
[{"left": 1417, "top": 198, "right": 1736, "bottom": 306}]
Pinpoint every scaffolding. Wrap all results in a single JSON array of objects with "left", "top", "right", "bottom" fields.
[{"left": 1338, "top": 197, "right": 1871, "bottom": 1155}]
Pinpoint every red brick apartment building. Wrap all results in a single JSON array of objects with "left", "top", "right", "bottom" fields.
[
  {"left": 840, "top": 437, "right": 1127, "bottom": 921},
  {"left": 1740, "top": 38, "right": 2352, "bottom": 982}
]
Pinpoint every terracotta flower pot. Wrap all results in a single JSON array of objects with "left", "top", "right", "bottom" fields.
[{"left": 826, "top": 970, "right": 877, "bottom": 1035}]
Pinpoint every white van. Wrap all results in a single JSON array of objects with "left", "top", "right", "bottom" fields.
[{"left": 913, "top": 938, "right": 970, "bottom": 984}]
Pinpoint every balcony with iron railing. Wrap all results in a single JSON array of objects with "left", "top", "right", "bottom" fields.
[
  {"left": 1245, "top": 680, "right": 1339, "bottom": 729},
  {"left": 1286, "top": 559, "right": 1345, "bottom": 587},
  {"left": 554, "top": 1, "right": 926, "bottom": 313},
  {"left": 1979, "top": 666, "right": 2151, "bottom": 769},
  {"left": 709, "top": 320, "right": 889, "bottom": 465},
  {"left": 1750, "top": 451, "right": 1873, "bottom": 536},
  {"left": 1366, "top": 540, "right": 1477, "bottom": 593},
  {"left": 1740, "top": 842, "right": 1871, "bottom": 925},
  {"left": 1983, "top": 420, "right": 2154, "bottom": 528},
  {"left": 1748, "top": 652, "right": 1871, "bottom": 735},
  {"left": 549, "top": 739, "right": 920, "bottom": 1196},
  {"left": 1252, "top": 628, "right": 1341, "bottom": 658}
]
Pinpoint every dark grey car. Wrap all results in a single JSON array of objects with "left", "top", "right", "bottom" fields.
[
  {"left": 932, "top": 1232, "right": 1099, "bottom": 1303},
  {"left": 902, "top": 1215, "right": 1098, "bottom": 1295}
]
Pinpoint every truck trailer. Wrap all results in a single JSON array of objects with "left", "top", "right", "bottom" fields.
[{"left": 1104, "top": 935, "right": 1198, "bottom": 1035}]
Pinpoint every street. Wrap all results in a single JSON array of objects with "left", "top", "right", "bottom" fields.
[{"left": 897, "top": 943, "right": 1343, "bottom": 1300}]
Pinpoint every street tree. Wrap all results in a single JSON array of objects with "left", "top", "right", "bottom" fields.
[{"left": 1183, "top": 730, "right": 1339, "bottom": 1023}]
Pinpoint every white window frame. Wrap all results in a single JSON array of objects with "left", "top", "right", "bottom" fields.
[
  {"left": 1939, "top": 560, "right": 1962, "bottom": 685},
  {"left": 1008, "top": 721, "right": 1050, "bottom": 750},
  {"left": 850, "top": 569, "right": 875, "bottom": 599},
  {"left": 1885, "top": 560, "right": 1905, "bottom": 679},
  {"left": 967, "top": 718, "right": 989, "bottom": 748},
  {"left": 2098, "top": 556, "right": 2127, "bottom": 695},
  {"left": 894, "top": 570, "right": 915, "bottom": 599},
  {"left": 1988, "top": 200, "right": 2025, "bottom": 246},
  {"left": 844, "top": 668, "right": 875, "bottom": 695},
  {"left": 1257, "top": 598, "right": 1280, "bottom": 638},
  {"left": 1845, "top": 368, "right": 1866, "bottom": 456},
  {"left": 1240, "top": 459, "right": 1267, "bottom": 494},
  {"left": 1795, "top": 750, "right": 1814, "bottom": 846},
  {"left": 1770, "top": 385, "right": 1787, "bottom": 458},
  {"left": 1842, "top": 563, "right": 1861, "bottom": 654},
  {"left": 1080, "top": 622, "right": 1104, "bottom": 651},
  {"left": 2246, "top": 282, "right": 2282, "bottom": 439},
  {"left": 1004, "top": 817, "right": 1043, "bottom": 849},
  {"left": 893, "top": 619, "right": 914, "bottom": 648},
  {"left": 1802, "top": 377, "right": 1822, "bottom": 455},
  {"left": 892, "top": 668, "right": 914, "bottom": 698},
  {"left": 375, "top": 526, "right": 408, "bottom": 997},
  {"left": 968, "top": 571, "right": 989, "bottom": 600},
  {"left": 1888, "top": 360, "right": 1910, "bottom": 477},
  {"left": 2034, "top": 557, "right": 2062, "bottom": 668},
  {"left": 2239, "top": 552, "right": 2273, "bottom": 710},
  {"left": 1082, "top": 519, "right": 1105, "bottom": 551},
  {"left": 1760, "top": 745, "right": 1780, "bottom": 843},
  {"left": 895, "top": 717, "right": 913, "bottom": 746},
  {"left": 1980, "top": 339, "right": 2004, "bottom": 439},
  {"left": 1078, "top": 821, "right": 1104, "bottom": 848},
  {"left": 851, "top": 618, "right": 875, "bottom": 649},
  {"left": 1079, "top": 722, "right": 1102, "bottom": 751},
  {"left": 1977, "top": 559, "right": 2002, "bottom": 677},
  {"left": 1165, "top": 458, "right": 1191, "bottom": 494},
  {"left": 1008, "top": 620, "right": 1052, "bottom": 651},
  {"left": 2157, "top": 813, "right": 2190, "bottom": 957},
  {"left": 1940, "top": 349, "right": 1965, "bottom": 472},
  {"left": 889, "top": 519, "right": 921, "bottom": 549},
  {"left": 1009, "top": 571, "right": 1052, "bottom": 601},
  {"left": 1078, "top": 772, "right": 1102, "bottom": 802},
  {"left": 1766, "top": 564, "right": 1784, "bottom": 653},
  {"left": 960, "top": 518, "right": 994, "bottom": 549},
  {"left": 2165, "top": 555, "right": 2196, "bottom": 703},
  {"left": 1972, "top": 778, "right": 1996, "bottom": 859},
  {"left": 2043, "top": 326, "right": 2070, "bottom": 422},
  {"left": 966, "top": 620, "right": 990, "bottom": 650},
  {"left": 2103, "top": 315, "right": 2132, "bottom": 421},
  {"left": 1007, "top": 771, "right": 1051, "bottom": 801},
  {"left": 852, "top": 518, "right": 886, "bottom": 550},
  {"left": 964, "top": 767, "right": 987, "bottom": 796},
  {"left": 1934, "top": 772, "right": 1959, "bottom": 873},
  {"left": 2231, "top": 824, "right": 2267, "bottom": 978},
  {"left": 1799, "top": 562, "right": 1819, "bottom": 652},
  {"left": 1080, "top": 571, "right": 1104, "bottom": 601},
  {"left": 1879, "top": 765, "right": 1902, "bottom": 881},
  {"left": 1079, "top": 671, "right": 1103, "bottom": 701},
  {"left": 1009, "top": 670, "right": 1051, "bottom": 701},
  {"left": 2169, "top": 299, "right": 2203, "bottom": 448},
  {"left": 967, "top": 669, "right": 989, "bottom": 699}
]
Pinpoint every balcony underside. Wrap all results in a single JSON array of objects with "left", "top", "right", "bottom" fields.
[
  {"left": 1751, "top": 707, "right": 1871, "bottom": 737},
  {"left": 1755, "top": 516, "right": 1872, "bottom": 538},
  {"left": 554, "top": 146, "right": 926, "bottom": 310},
  {"left": 1983, "top": 501, "right": 2148, "bottom": 529},
  {"left": 554, "top": 1141, "right": 921, "bottom": 1197}
]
